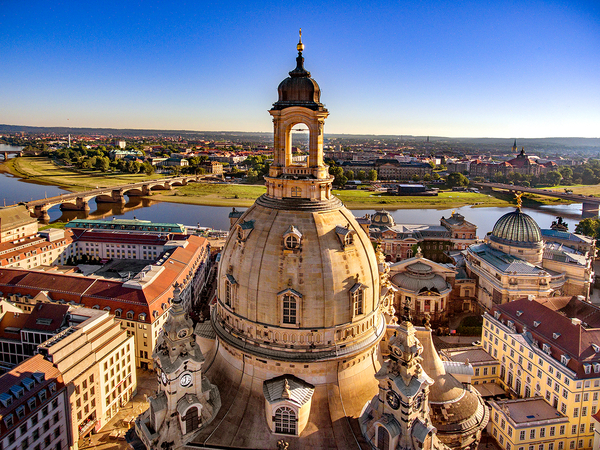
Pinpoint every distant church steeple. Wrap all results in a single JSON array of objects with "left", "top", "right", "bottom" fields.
[{"left": 512, "top": 139, "right": 517, "bottom": 153}]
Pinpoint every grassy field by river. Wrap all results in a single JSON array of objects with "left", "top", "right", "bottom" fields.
[
  {"left": 1, "top": 156, "right": 162, "bottom": 190},
  {"left": 3, "top": 156, "right": 600, "bottom": 210}
]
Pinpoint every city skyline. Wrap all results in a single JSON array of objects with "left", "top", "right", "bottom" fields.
[{"left": 1, "top": 0, "right": 599, "bottom": 138}]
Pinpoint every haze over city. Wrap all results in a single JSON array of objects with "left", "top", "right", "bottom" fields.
[{"left": 1, "top": 0, "right": 599, "bottom": 138}]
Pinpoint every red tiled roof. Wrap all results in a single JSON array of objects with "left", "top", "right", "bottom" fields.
[
  {"left": 491, "top": 296, "right": 600, "bottom": 378},
  {"left": 0, "top": 235, "right": 210, "bottom": 324},
  {"left": 0, "top": 354, "right": 65, "bottom": 434}
]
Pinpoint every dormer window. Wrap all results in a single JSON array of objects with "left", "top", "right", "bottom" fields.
[
  {"left": 553, "top": 332, "right": 561, "bottom": 339},
  {"left": 278, "top": 288, "right": 302, "bottom": 327},
  {"left": 494, "top": 311, "right": 501, "bottom": 320},
  {"left": 0, "top": 393, "right": 13, "bottom": 408},
  {"left": 350, "top": 283, "right": 365, "bottom": 318},
  {"left": 4, "top": 413, "right": 13, "bottom": 428},
  {"left": 584, "top": 363, "right": 591, "bottom": 374},
  {"left": 283, "top": 226, "right": 302, "bottom": 251},
  {"left": 127, "top": 310, "right": 134, "bottom": 319},
  {"left": 335, "top": 225, "right": 355, "bottom": 249},
  {"left": 236, "top": 220, "right": 255, "bottom": 243},
  {"left": 516, "top": 310, "right": 523, "bottom": 317},
  {"left": 561, "top": 354, "right": 571, "bottom": 366},
  {"left": 534, "top": 321, "right": 541, "bottom": 327},
  {"left": 16, "top": 405, "right": 25, "bottom": 419},
  {"left": 139, "top": 313, "right": 146, "bottom": 322},
  {"left": 543, "top": 343, "right": 551, "bottom": 354},
  {"left": 115, "top": 308, "right": 122, "bottom": 318},
  {"left": 592, "top": 344, "right": 600, "bottom": 353},
  {"left": 594, "top": 363, "right": 600, "bottom": 373}
]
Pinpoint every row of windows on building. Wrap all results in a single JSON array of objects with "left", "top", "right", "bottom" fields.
[{"left": 224, "top": 280, "right": 365, "bottom": 325}]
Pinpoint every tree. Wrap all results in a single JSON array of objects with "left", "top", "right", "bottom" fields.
[
  {"left": 446, "top": 172, "right": 469, "bottom": 188},
  {"left": 546, "top": 171, "right": 562, "bottom": 187},
  {"left": 575, "top": 218, "right": 600, "bottom": 239},
  {"left": 356, "top": 170, "right": 366, "bottom": 181},
  {"left": 583, "top": 168, "right": 596, "bottom": 185},
  {"left": 337, "top": 174, "right": 348, "bottom": 187},
  {"left": 246, "top": 168, "right": 259, "bottom": 183},
  {"left": 344, "top": 170, "right": 355, "bottom": 180},
  {"left": 412, "top": 174, "right": 421, "bottom": 183},
  {"left": 367, "top": 169, "right": 378, "bottom": 182}
]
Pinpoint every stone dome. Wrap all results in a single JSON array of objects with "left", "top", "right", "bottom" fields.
[
  {"left": 489, "top": 207, "right": 542, "bottom": 248},
  {"left": 391, "top": 263, "right": 450, "bottom": 294},
  {"left": 371, "top": 210, "right": 395, "bottom": 227},
  {"left": 272, "top": 52, "right": 325, "bottom": 111},
  {"left": 216, "top": 196, "right": 382, "bottom": 360}
]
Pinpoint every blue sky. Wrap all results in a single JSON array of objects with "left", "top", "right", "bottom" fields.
[{"left": 1, "top": 0, "right": 598, "bottom": 137}]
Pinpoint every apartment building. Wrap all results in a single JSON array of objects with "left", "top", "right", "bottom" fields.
[
  {"left": 489, "top": 397, "right": 570, "bottom": 450},
  {"left": 38, "top": 307, "right": 136, "bottom": 447},
  {"left": 483, "top": 296, "right": 600, "bottom": 450},
  {"left": 0, "top": 354, "right": 70, "bottom": 450}
]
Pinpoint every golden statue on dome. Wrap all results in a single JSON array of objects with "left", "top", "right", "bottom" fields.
[{"left": 515, "top": 191, "right": 523, "bottom": 209}]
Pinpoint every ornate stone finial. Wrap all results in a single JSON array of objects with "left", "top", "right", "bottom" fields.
[
  {"left": 451, "top": 210, "right": 456, "bottom": 216},
  {"left": 172, "top": 282, "right": 182, "bottom": 304},
  {"left": 277, "top": 440, "right": 290, "bottom": 450},
  {"left": 282, "top": 379, "right": 291, "bottom": 399},
  {"left": 515, "top": 192, "right": 523, "bottom": 210},
  {"left": 297, "top": 28, "right": 304, "bottom": 52},
  {"left": 423, "top": 313, "right": 431, "bottom": 329},
  {"left": 416, "top": 246, "right": 423, "bottom": 258}
]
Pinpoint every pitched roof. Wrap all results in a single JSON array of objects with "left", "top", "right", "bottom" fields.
[{"left": 491, "top": 296, "right": 600, "bottom": 378}]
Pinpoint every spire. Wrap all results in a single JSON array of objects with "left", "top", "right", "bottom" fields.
[{"left": 290, "top": 29, "right": 310, "bottom": 78}]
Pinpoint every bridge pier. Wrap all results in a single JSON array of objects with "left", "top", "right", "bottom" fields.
[
  {"left": 112, "top": 189, "right": 126, "bottom": 204},
  {"left": 60, "top": 197, "right": 90, "bottom": 211},
  {"left": 33, "top": 205, "right": 50, "bottom": 222},
  {"left": 142, "top": 185, "right": 151, "bottom": 196},
  {"left": 582, "top": 201, "right": 599, "bottom": 219}
]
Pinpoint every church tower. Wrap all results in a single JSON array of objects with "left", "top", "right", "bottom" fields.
[
  {"left": 196, "top": 33, "right": 390, "bottom": 448},
  {"left": 135, "top": 284, "right": 221, "bottom": 449}
]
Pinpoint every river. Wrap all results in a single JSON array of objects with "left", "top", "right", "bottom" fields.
[{"left": 0, "top": 147, "right": 589, "bottom": 234}]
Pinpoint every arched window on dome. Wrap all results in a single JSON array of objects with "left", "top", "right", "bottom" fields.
[
  {"left": 283, "top": 225, "right": 302, "bottom": 251},
  {"left": 225, "top": 274, "right": 237, "bottom": 308},
  {"left": 350, "top": 283, "right": 365, "bottom": 318},
  {"left": 278, "top": 288, "right": 302, "bottom": 327},
  {"left": 274, "top": 406, "right": 296, "bottom": 435}
]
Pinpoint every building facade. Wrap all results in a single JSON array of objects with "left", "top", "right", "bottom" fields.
[
  {"left": 482, "top": 296, "right": 600, "bottom": 450},
  {"left": 0, "top": 354, "right": 70, "bottom": 450}
]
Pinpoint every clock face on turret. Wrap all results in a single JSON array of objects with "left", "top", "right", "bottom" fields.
[
  {"left": 180, "top": 372, "right": 192, "bottom": 387},
  {"left": 386, "top": 390, "right": 400, "bottom": 410},
  {"left": 178, "top": 329, "right": 188, "bottom": 339}
]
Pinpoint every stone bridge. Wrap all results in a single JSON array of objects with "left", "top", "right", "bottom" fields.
[
  {"left": 2, "top": 149, "right": 24, "bottom": 160},
  {"left": 25, "top": 174, "right": 220, "bottom": 221},
  {"left": 473, "top": 182, "right": 600, "bottom": 218}
]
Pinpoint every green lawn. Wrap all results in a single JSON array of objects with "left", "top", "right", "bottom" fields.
[{"left": 2, "top": 157, "right": 164, "bottom": 191}]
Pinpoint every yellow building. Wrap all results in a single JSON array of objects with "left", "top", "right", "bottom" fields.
[
  {"left": 441, "top": 346, "right": 500, "bottom": 389},
  {"left": 489, "top": 397, "right": 570, "bottom": 450},
  {"left": 482, "top": 296, "right": 600, "bottom": 450}
]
